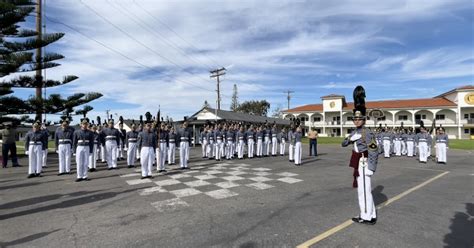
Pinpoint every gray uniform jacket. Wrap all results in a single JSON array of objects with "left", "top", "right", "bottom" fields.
[
  {"left": 342, "top": 127, "right": 379, "bottom": 172},
  {"left": 137, "top": 131, "right": 157, "bottom": 151},
  {"left": 214, "top": 130, "right": 224, "bottom": 141},
  {"left": 382, "top": 132, "right": 393, "bottom": 142},
  {"left": 416, "top": 132, "right": 432, "bottom": 146},
  {"left": 55, "top": 126, "right": 75, "bottom": 149},
  {"left": 25, "top": 130, "right": 47, "bottom": 151},
  {"left": 100, "top": 128, "right": 121, "bottom": 146},
  {"left": 287, "top": 130, "right": 294, "bottom": 144},
  {"left": 207, "top": 131, "right": 214, "bottom": 142},
  {"left": 73, "top": 129, "right": 94, "bottom": 153},
  {"left": 245, "top": 130, "right": 255, "bottom": 142},
  {"left": 293, "top": 131, "right": 302, "bottom": 145},
  {"left": 177, "top": 128, "right": 192, "bottom": 143},
  {"left": 278, "top": 131, "right": 287, "bottom": 143},
  {"left": 435, "top": 134, "right": 449, "bottom": 146},
  {"left": 158, "top": 130, "right": 169, "bottom": 146},
  {"left": 236, "top": 131, "right": 245, "bottom": 143},
  {"left": 41, "top": 129, "right": 49, "bottom": 150},
  {"left": 125, "top": 131, "right": 139, "bottom": 148},
  {"left": 168, "top": 132, "right": 178, "bottom": 146},
  {"left": 226, "top": 130, "right": 235, "bottom": 142}
]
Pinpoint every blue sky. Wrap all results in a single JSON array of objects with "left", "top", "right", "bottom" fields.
[{"left": 8, "top": 0, "right": 474, "bottom": 122}]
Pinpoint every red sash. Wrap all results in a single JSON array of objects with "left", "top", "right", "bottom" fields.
[{"left": 349, "top": 150, "right": 368, "bottom": 188}]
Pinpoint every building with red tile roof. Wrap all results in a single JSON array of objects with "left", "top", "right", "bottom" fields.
[{"left": 282, "top": 85, "right": 474, "bottom": 139}]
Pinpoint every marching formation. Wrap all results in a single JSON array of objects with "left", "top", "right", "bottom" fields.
[
  {"left": 374, "top": 125, "right": 449, "bottom": 164},
  {"left": 22, "top": 113, "right": 309, "bottom": 182}
]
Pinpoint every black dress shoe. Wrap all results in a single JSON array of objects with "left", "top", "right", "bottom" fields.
[
  {"left": 147, "top": 175, "right": 154, "bottom": 179},
  {"left": 36, "top": 173, "right": 42, "bottom": 177},
  {"left": 58, "top": 173, "right": 63, "bottom": 176},
  {"left": 27, "top": 174, "right": 35, "bottom": 178},
  {"left": 128, "top": 165, "right": 133, "bottom": 168},
  {"left": 108, "top": 168, "right": 113, "bottom": 170},
  {"left": 13, "top": 164, "right": 22, "bottom": 167},
  {"left": 180, "top": 167, "right": 186, "bottom": 170},
  {"left": 83, "top": 178, "right": 90, "bottom": 181},
  {"left": 75, "top": 178, "right": 82, "bottom": 182},
  {"left": 2, "top": 166, "right": 6, "bottom": 168},
  {"left": 141, "top": 176, "right": 147, "bottom": 179}
]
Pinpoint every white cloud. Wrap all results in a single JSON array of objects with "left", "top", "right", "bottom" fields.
[{"left": 25, "top": 0, "right": 472, "bottom": 120}]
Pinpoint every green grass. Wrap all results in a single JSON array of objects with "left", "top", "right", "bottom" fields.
[
  {"left": 301, "top": 137, "right": 344, "bottom": 145},
  {"left": 448, "top": 139, "right": 474, "bottom": 150}
]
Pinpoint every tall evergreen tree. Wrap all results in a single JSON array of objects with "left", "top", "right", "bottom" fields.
[
  {"left": 0, "top": 1, "right": 102, "bottom": 125},
  {"left": 230, "top": 84, "right": 239, "bottom": 111}
]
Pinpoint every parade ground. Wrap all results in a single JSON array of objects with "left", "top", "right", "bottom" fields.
[{"left": 0, "top": 145, "right": 472, "bottom": 248}]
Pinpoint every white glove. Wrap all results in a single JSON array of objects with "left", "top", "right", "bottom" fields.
[
  {"left": 25, "top": 151, "right": 29, "bottom": 155},
  {"left": 350, "top": 133, "right": 362, "bottom": 141},
  {"left": 124, "top": 147, "right": 128, "bottom": 151},
  {"left": 73, "top": 153, "right": 76, "bottom": 156},
  {"left": 56, "top": 150, "right": 59, "bottom": 154},
  {"left": 366, "top": 169, "right": 374, "bottom": 176}
]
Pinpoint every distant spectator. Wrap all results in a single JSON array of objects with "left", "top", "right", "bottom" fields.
[
  {"left": 308, "top": 127, "right": 318, "bottom": 156},
  {"left": 1, "top": 122, "right": 21, "bottom": 168}
]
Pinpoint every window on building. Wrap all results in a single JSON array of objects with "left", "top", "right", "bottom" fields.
[
  {"left": 398, "top": 115, "right": 408, "bottom": 121},
  {"left": 435, "top": 114, "right": 445, "bottom": 120},
  {"left": 415, "top": 114, "right": 427, "bottom": 120},
  {"left": 367, "top": 116, "right": 371, "bottom": 120},
  {"left": 471, "top": 113, "right": 474, "bottom": 119},
  {"left": 347, "top": 129, "right": 353, "bottom": 134},
  {"left": 347, "top": 116, "right": 352, "bottom": 121},
  {"left": 377, "top": 116, "right": 386, "bottom": 121},
  {"left": 313, "top": 117, "right": 321, "bottom": 122},
  {"left": 464, "top": 114, "right": 469, "bottom": 119},
  {"left": 465, "top": 129, "right": 469, "bottom": 134}
]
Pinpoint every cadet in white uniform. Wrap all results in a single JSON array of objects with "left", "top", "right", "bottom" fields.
[
  {"left": 73, "top": 119, "right": 94, "bottom": 182},
  {"left": 435, "top": 128, "right": 449, "bottom": 164},
  {"left": 125, "top": 124, "right": 139, "bottom": 168},
  {"left": 55, "top": 119, "right": 74, "bottom": 175},
  {"left": 416, "top": 126, "right": 432, "bottom": 163},
  {"left": 100, "top": 120, "right": 121, "bottom": 170},
  {"left": 25, "top": 122, "right": 46, "bottom": 178},
  {"left": 177, "top": 122, "right": 192, "bottom": 169},
  {"left": 137, "top": 122, "right": 156, "bottom": 179},
  {"left": 293, "top": 126, "right": 303, "bottom": 166},
  {"left": 342, "top": 85, "right": 379, "bottom": 225}
]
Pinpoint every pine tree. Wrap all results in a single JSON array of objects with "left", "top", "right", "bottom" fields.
[
  {"left": 230, "top": 84, "right": 239, "bottom": 111},
  {"left": 0, "top": 1, "right": 102, "bottom": 125}
]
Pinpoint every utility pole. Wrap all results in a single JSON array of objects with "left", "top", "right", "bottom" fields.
[
  {"left": 284, "top": 90, "right": 294, "bottom": 110},
  {"left": 210, "top": 67, "right": 226, "bottom": 110},
  {"left": 35, "top": 0, "right": 43, "bottom": 122}
]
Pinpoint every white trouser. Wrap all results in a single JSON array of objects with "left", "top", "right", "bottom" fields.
[
  {"left": 88, "top": 144, "right": 97, "bottom": 169},
  {"left": 136, "top": 146, "right": 140, "bottom": 160},
  {"left": 264, "top": 137, "right": 271, "bottom": 155},
  {"left": 394, "top": 140, "right": 401, "bottom": 156},
  {"left": 401, "top": 141, "right": 407, "bottom": 155},
  {"left": 215, "top": 140, "right": 223, "bottom": 160},
  {"left": 28, "top": 144, "right": 43, "bottom": 174},
  {"left": 407, "top": 141, "right": 414, "bottom": 157},
  {"left": 207, "top": 140, "right": 214, "bottom": 158},
  {"left": 100, "top": 144, "right": 106, "bottom": 162},
  {"left": 140, "top": 147, "right": 154, "bottom": 177},
  {"left": 186, "top": 142, "right": 190, "bottom": 162},
  {"left": 419, "top": 142, "right": 428, "bottom": 162},
  {"left": 237, "top": 140, "right": 245, "bottom": 158},
  {"left": 180, "top": 141, "right": 189, "bottom": 167},
  {"left": 256, "top": 138, "right": 263, "bottom": 156},
  {"left": 42, "top": 149, "right": 48, "bottom": 167},
  {"left": 357, "top": 166, "right": 376, "bottom": 221},
  {"left": 280, "top": 140, "right": 286, "bottom": 155},
  {"left": 118, "top": 140, "right": 124, "bottom": 158},
  {"left": 202, "top": 140, "right": 208, "bottom": 157},
  {"left": 76, "top": 145, "right": 89, "bottom": 179},
  {"left": 428, "top": 146, "right": 431, "bottom": 157},
  {"left": 226, "top": 141, "right": 234, "bottom": 159},
  {"left": 168, "top": 143, "right": 176, "bottom": 164},
  {"left": 105, "top": 140, "right": 118, "bottom": 168},
  {"left": 158, "top": 143, "right": 167, "bottom": 170},
  {"left": 294, "top": 142, "right": 302, "bottom": 164},
  {"left": 289, "top": 144, "right": 294, "bottom": 161},
  {"left": 436, "top": 143, "right": 447, "bottom": 163},
  {"left": 383, "top": 140, "right": 391, "bottom": 157},
  {"left": 248, "top": 139, "right": 255, "bottom": 158},
  {"left": 127, "top": 142, "right": 137, "bottom": 166},
  {"left": 271, "top": 137, "right": 278, "bottom": 155},
  {"left": 58, "top": 143, "right": 72, "bottom": 173}
]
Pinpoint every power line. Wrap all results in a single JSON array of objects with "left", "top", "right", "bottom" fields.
[
  {"left": 132, "top": 0, "right": 223, "bottom": 69},
  {"left": 284, "top": 90, "right": 294, "bottom": 110},
  {"left": 44, "top": 15, "right": 215, "bottom": 93},
  {"left": 109, "top": 0, "right": 215, "bottom": 72},
  {"left": 210, "top": 67, "right": 226, "bottom": 110},
  {"left": 79, "top": 0, "right": 214, "bottom": 87}
]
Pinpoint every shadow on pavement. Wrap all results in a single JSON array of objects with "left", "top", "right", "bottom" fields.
[
  {"left": 0, "top": 190, "right": 102, "bottom": 210},
  {"left": 372, "top": 185, "right": 388, "bottom": 206},
  {"left": 0, "top": 187, "right": 145, "bottom": 221},
  {"left": 0, "top": 229, "right": 61, "bottom": 247},
  {"left": 443, "top": 203, "right": 474, "bottom": 248}
]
